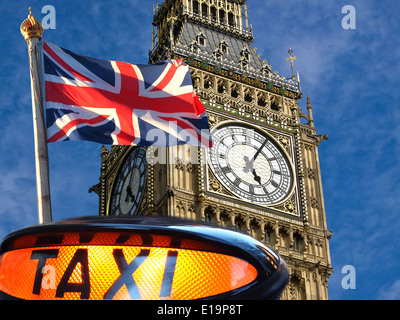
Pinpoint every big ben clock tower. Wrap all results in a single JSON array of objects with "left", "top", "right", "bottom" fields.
[{"left": 92, "top": 0, "right": 333, "bottom": 300}]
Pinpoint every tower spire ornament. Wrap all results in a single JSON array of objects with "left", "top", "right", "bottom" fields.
[
  {"left": 286, "top": 48, "right": 297, "bottom": 80},
  {"left": 307, "top": 95, "right": 315, "bottom": 128}
]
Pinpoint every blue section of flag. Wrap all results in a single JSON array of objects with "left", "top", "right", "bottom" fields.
[{"left": 61, "top": 47, "right": 116, "bottom": 87}]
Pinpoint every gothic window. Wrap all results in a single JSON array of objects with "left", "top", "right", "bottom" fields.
[
  {"left": 270, "top": 96, "right": 281, "bottom": 112},
  {"left": 193, "top": 0, "right": 199, "bottom": 15},
  {"left": 235, "top": 216, "right": 245, "bottom": 231},
  {"left": 281, "top": 229, "right": 290, "bottom": 249},
  {"left": 261, "top": 61, "right": 272, "bottom": 76},
  {"left": 271, "top": 100, "right": 280, "bottom": 111},
  {"left": 228, "top": 12, "right": 235, "bottom": 28},
  {"left": 316, "top": 240, "right": 323, "bottom": 257},
  {"left": 204, "top": 206, "right": 213, "bottom": 223},
  {"left": 264, "top": 230, "right": 271, "bottom": 244},
  {"left": 211, "top": 6, "right": 217, "bottom": 22},
  {"left": 258, "top": 96, "right": 267, "bottom": 107},
  {"left": 219, "top": 210, "right": 231, "bottom": 227},
  {"left": 219, "top": 9, "right": 225, "bottom": 25},
  {"left": 292, "top": 234, "right": 302, "bottom": 251},
  {"left": 217, "top": 80, "right": 226, "bottom": 93},
  {"left": 201, "top": 3, "right": 208, "bottom": 19},
  {"left": 244, "top": 91, "right": 253, "bottom": 103},
  {"left": 196, "top": 32, "right": 206, "bottom": 46},
  {"left": 219, "top": 39, "right": 229, "bottom": 54},
  {"left": 204, "top": 75, "right": 214, "bottom": 89},
  {"left": 231, "top": 85, "right": 239, "bottom": 98}
]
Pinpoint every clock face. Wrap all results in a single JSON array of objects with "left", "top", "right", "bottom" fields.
[
  {"left": 208, "top": 123, "right": 294, "bottom": 205},
  {"left": 110, "top": 147, "right": 147, "bottom": 216}
]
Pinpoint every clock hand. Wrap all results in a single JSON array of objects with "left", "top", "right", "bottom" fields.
[
  {"left": 125, "top": 170, "right": 136, "bottom": 202},
  {"left": 252, "top": 169, "right": 262, "bottom": 185},
  {"left": 125, "top": 185, "right": 134, "bottom": 202},
  {"left": 243, "top": 138, "right": 269, "bottom": 173},
  {"left": 253, "top": 137, "right": 269, "bottom": 161}
]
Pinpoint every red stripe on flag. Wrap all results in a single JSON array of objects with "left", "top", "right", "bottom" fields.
[
  {"left": 149, "top": 64, "right": 178, "bottom": 92},
  {"left": 45, "top": 82, "right": 116, "bottom": 109},
  {"left": 48, "top": 115, "right": 110, "bottom": 142},
  {"left": 193, "top": 94, "right": 206, "bottom": 116},
  {"left": 43, "top": 42, "right": 94, "bottom": 83}
]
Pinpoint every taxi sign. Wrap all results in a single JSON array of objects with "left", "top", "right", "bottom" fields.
[{"left": 0, "top": 216, "right": 288, "bottom": 300}]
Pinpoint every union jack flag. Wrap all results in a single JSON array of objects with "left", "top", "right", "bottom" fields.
[{"left": 42, "top": 41, "right": 212, "bottom": 147}]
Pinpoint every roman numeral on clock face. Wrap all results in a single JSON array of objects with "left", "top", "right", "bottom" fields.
[{"left": 221, "top": 166, "right": 231, "bottom": 174}]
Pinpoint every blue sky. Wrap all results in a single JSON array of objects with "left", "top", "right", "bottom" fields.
[{"left": 0, "top": 0, "right": 399, "bottom": 300}]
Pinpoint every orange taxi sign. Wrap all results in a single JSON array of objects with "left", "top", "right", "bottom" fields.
[{"left": 0, "top": 216, "right": 288, "bottom": 300}]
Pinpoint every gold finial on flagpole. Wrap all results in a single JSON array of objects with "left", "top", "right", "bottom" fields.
[{"left": 20, "top": 7, "right": 44, "bottom": 41}]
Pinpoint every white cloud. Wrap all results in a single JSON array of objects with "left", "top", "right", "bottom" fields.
[{"left": 378, "top": 280, "right": 400, "bottom": 300}]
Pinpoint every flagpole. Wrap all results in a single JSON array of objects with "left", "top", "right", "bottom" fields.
[{"left": 21, "top": 8, "right": 52, "bottom": 224}]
